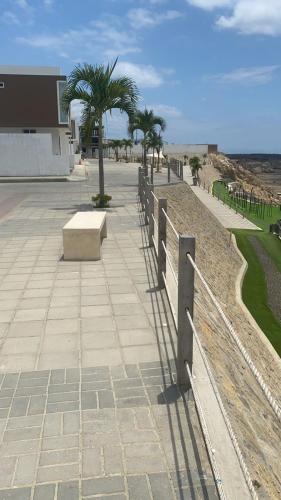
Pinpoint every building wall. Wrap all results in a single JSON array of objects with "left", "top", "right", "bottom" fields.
[
  {"left": 0, "top": 133, "right": 70, "bottom": 176},
  {"left": 0, "top": 73, "right": 68, "bottom": 128}
]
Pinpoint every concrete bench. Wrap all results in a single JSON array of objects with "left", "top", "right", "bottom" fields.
[{"left": 63, "top": 211, "right": 107, "bottom": 261}]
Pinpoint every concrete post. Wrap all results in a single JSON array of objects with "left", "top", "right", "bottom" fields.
[
  {"left": 148, "top": 184, "right": 154, "bottom": 247},
  {"left": 138, "top": 167, "right": 142, "bottom": 196},
  {"left": 168, "top": 162, "right": 171, "bottom": 184},
  {"left": 177, "top": 235, "right": 195, "bottom": 388},
  {"left": 144, "top": 176, "right": 150, "bottom": 225},
  {"left": 157, "top": 198, "right": 167, "bottom": 288}
]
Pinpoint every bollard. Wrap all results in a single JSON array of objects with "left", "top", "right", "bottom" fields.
[
  {"left": 177, "top": 235, "right": 195, "bottom": 388},
  {"left": 148, "top": 185, "right": 154, "bottom": 247},
  {"left": 157, "top": 198, "right": 167, "bottom": 288}
]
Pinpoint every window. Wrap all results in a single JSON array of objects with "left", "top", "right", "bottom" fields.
[
  {"left": 23, "top": 129, "right": 37, "bottom": 134},
  {"left": 57, "top": 81, "right": 69, "bottom": 125},
  {"left": 0, "top": 82, "right": 4, "bottom": 89}
]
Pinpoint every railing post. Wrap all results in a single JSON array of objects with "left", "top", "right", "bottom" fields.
[
  {"left": 177, "top": 235, "right": 195, "bottom": 388},
  {"left": 144, "top": 176, "right": 150, "bottom": 225},
  {"left": 168, "top": 162, "right": 171, "bottom": 183},
  {"left": 140, "top": 169, "right": 145, "bottom": 209},
  {"left": 157, "top": 198, "right": 167, "bottom": 288},
  {"left": 148, "top": 185, "right": 154, "bottom": 247},
  {"left": 138, "top": 167, "right": 142, "bottom": 196}
]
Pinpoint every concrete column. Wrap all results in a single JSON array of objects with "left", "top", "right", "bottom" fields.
[
  {"left": 144, "top": 176, "right": 150, "bottom": 225},
  {"left": 157, "top": 198, "right": 167, "bottom": 288},
  {"left": 177, "top": 235, "right": 195, "bottom": 388},
  {"left": 148, "top": 184, "right": 154, "bottom": 247}
]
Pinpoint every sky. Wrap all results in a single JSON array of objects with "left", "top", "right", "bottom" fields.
[{"left": 1, "top": 0, "right": 281, "bottom": 153}]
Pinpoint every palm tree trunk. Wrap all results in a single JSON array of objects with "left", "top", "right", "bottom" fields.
[
  {"left": 157, "top": 150, "right": 160, "bottom": 173},
  {"left": 143, "top": 133, "right": 148, "bottom": 176},
  {"left": 98, "top": 116, "right": 105, "bottom": 202}
]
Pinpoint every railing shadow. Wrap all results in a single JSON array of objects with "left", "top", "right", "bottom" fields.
[{"left": 138, "top": 201, "right": 215, "bottom": 499}]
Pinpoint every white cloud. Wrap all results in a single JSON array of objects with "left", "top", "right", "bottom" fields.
[
  {"left": 2, "top": 11, "right": 20, "bottom": 24},
  {"left": 128, "top": 8, "right": 182, "bottom": 29},
  {"left": 217, "top": 0, "right": 281, "bottom": 35},
  {"left": 16, "top": 20, "right": 141, "bottom": 59},
  {"left": 147, "top": 104, "right": 183, "bottom": 118},
  {"left": 186, "top": 0, "right": 232, "bottom": 10},
  {"left": 210, "top": 65, "right": 279, "bottom": 84},
  {"left": 15, "top": 0, "right": 30, "bottom": 10},
  {"left": 186, "top": 0, "right": 281, "bottom": 35},
  {"left": 115, "top": 61, "right": 164, "bottom": 88}
]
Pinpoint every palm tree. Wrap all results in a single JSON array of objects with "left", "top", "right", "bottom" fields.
[
  {"left": 123, "top": 139, "right": 133, "bottom": 162},
  {"left": 147, "top": 131, "right": 159, "bottom": 183},
  {"left": 63, "top": 59, "right": 139, "bottom": 207},
  {"left": 110, "top": 139, "right": 123, "bottom": 162},
  {"left": 156, "top": 135, "right": 164, "bottom": 173},
  {"left": 190, "top": 156, "right": 202, "bottom": 179},
  {"left": 128, "top": 109, "right": 166, "bottom": 176}
]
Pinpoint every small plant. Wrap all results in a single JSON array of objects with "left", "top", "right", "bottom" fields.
[{"left": 92, "top": 194, "right": 112, "bottom": 208}]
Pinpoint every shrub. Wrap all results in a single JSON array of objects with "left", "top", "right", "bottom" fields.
[{"left": 92, "top": 194, "right": 112, "bottom": 208}]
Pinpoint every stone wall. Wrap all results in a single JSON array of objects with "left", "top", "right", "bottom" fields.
[{"left": 155, "top": 182, "right": 281, "bottom": 500}]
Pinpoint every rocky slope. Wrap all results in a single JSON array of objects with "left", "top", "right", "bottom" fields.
[{"left": 155, "top": 182, "right": 281, "bottom": 500}]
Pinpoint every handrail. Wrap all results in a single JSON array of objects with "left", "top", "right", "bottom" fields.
[
  {"left": 162, "top": 208, "right": 180, "bottom": 240},
  {"left": 151, "top": 191, "right": 158, "bottom": 203},
  {"left": 186, "top": 310, "right": 258, "bottom": 499},
  {"left": 185, "top": 362, "right": 227, "bottom": 500},
  {"left": 187, "top": 253, "right": 281, "bottom": 421},
  {"left": 162, "top": 271, "right": 177, "bottom": 325}
]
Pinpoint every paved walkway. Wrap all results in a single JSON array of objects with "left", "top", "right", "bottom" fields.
[
  {"left": 183, "top": 166, "right": 260, "bottom": 230},
  {"left": 0, "top": 161, "right": 217, "bottom": 499}
]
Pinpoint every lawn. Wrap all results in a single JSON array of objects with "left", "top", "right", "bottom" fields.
[
  {"left": 213, "top": 180, "right": 281, "bottom": 232},
  {"left": 233, "top": 230, "right": 281, "bottom": 356}
]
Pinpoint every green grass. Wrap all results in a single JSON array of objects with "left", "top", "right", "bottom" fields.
[
  {"left": 233, "top": 229, "right": 281, "bottom": 356},
  {"left": 213, "top": 181, "right": 281, "bottom": 231}
]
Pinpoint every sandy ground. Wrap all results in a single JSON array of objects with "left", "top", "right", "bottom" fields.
[{"left": 155, "top": 182, "right": 281, "bottom": 500}]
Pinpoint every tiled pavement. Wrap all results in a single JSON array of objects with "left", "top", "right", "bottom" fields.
[{"left": 0, "top": 161, "right": 217, "bottom": 499}]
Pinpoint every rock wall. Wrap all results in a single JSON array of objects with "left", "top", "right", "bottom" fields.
[{"left": 155, "top": 182, "right": 281, "bottom": 500}]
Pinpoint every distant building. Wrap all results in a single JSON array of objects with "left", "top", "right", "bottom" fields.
[
  {"left": 0, "top": 65, "right": 76, "bottom": 176},
  {"left": 79, "top": 125, "right": 107, "bottom": 158}
]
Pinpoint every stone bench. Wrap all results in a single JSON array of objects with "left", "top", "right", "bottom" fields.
[{"left": 63, "top": 211, "right": 107, "bottom": 261}]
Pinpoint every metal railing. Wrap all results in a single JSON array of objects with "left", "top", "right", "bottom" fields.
[{"left": 138, "top": 167, "right": 281, "bottom": 499}]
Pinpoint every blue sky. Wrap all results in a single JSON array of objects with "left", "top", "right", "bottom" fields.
[{"left": 1, "top": 0, "right": 281, "bottom": 153}]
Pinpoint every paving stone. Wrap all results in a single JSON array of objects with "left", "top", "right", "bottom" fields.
[
  {"left": 2, "top": 374, "right": 18, "bottom": 389},
  {"left": 103, "top": 444, "right": 123, "bottom": 475},
  {"left": 121, "top": 429, "right": 159, "bottom": 444},
  {"left": 28, "top": 395, "right": 47, "bottom": 415},
  {"left": 115, "top": 387, "right": 146, "bottom": 399},
  {"left": 113, "top": 378, "right": 143, "bottom": 389},
  {"left": 43, "top": 413, "right": 62, "bottom": 437},
  {"left": 41, "top": 435, "right": 79, "bottom": 451},
  {"left": 0, "top": 397, "right": 13, "bottom": 409},
  {"left": 82, "top": 476, "right": 125, "bottom": 496},
  {"left": 0, "top": 487, "right": 31, "bottom": 500},
  {"left": 65, "top": 368, "right": 80, "bottom": 383},
  {"left": 82, "top": 380, "right": 111, "bottom": 391},
  {"left": 37, "top": 463, "right": 79, "bottom": 482},
  {"left": 116, "top": 397, "right": 148, "bottom": 408},
  {"left": 7, "top": 414, "right": 43, "bottom": 429},
  {"left": 81, "top": 391, "right": 98, "bottom": 410},
  {"left": 0, "top": 439, "right": 40, "bottom": 457},
  {"left": 57, "top": 480, "right": 79, "bottom": 500},
  {"left": 13, "top": 453, "right": 37, "bottom": 485},
  {"left": 39, "top": 448, "right": 79, "bottom": 466},
  {"left": 0, "top": 456, "right": 17, "bottom": 488},
  {"left": 18, "top": 377, "right": 48, "bottom": 388},
  {"left": 15, "top": 386, "right": 47, "bottom": 397},
  {"left": 4, "top": 426, "right": 41, "bottom": 442},
  {"left": 98, "top": 390, "right": 115, "bottom": 409},
  {"left": 149, "top": 473, "right": 175, "bottom": 500},
  {"left": 125, "top": 364, "right": 140, "bottom": 378},
  {"left": 63, "top": 412, "right": 80, "bottom": 435},
  {"left": 47, "top": 391, "right": 79, "bottom": 403},
  {"left": 48, "top": 383, "right": 79, "bottom": 394},
  {"left": 82, "top": 448, "right": 102, "bottom": 477},
  {"left": 33, "top": 483, "right": 56, "bottom": 500},
  {"left": 110, "top": 365, "right": 126, "bottom": 380},
  {"left": 50, "top": 369, "right": 65, "bottom": 384},
  {"left": 127, "top": 474, "right": 152, "bottom": 500}
]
